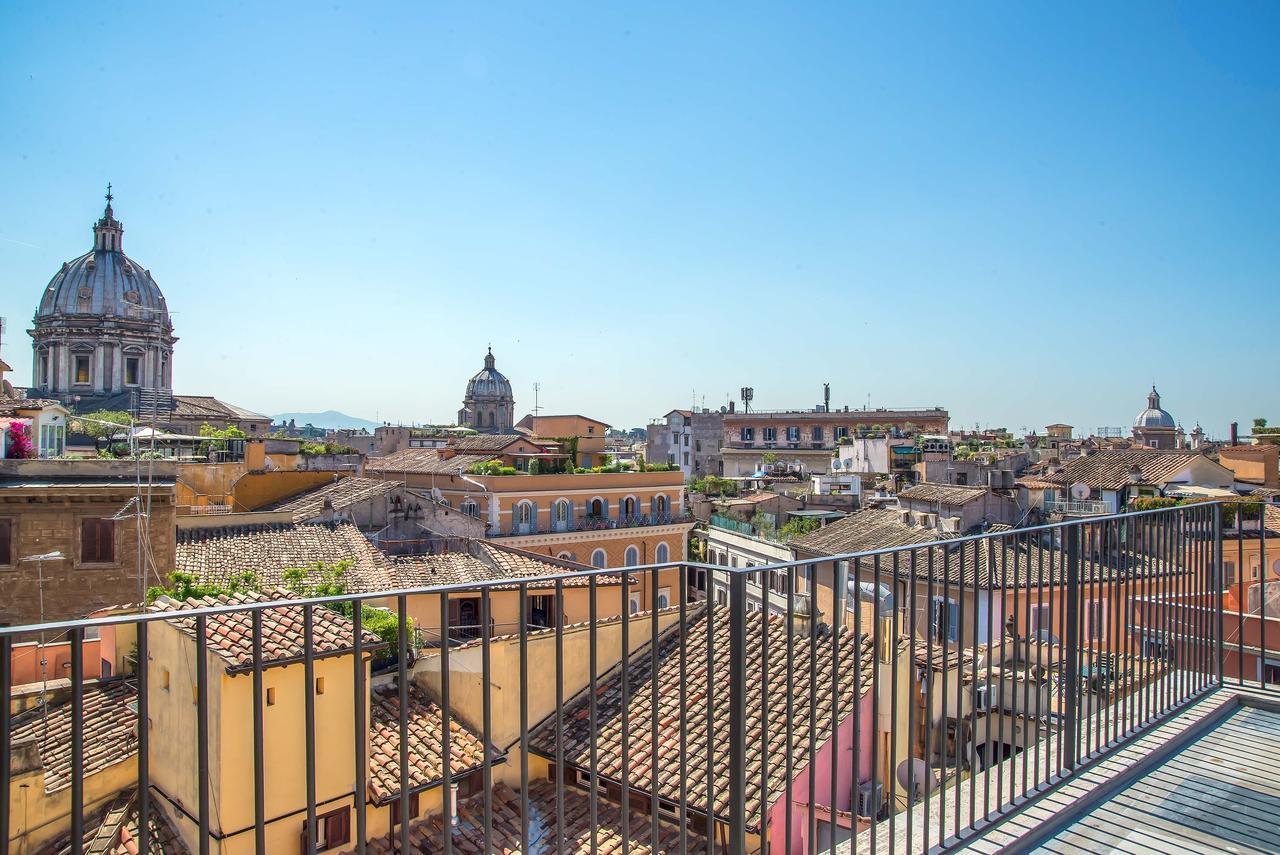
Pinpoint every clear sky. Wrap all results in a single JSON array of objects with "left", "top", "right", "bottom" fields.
[{"left": 1, "top": 2, "right": 1277, "bottom": 435}]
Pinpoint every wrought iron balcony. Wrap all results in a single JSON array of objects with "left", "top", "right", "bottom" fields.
[
  {"left": 1046, "top": 498, "right": 1110, "bottom": 516},
  {"left": 1, "top": 502, "right": 1272, "bottom": 855}
]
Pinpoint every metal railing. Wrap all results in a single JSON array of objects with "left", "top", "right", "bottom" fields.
[
  {"left": 0, "top": 502, "right": 1269, "bottom": 855},
  {"left": 1045, "top": 499, "right": 1109, "bottom": 516}
]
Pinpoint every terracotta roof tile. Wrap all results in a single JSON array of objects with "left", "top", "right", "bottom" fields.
[
  {"left": 388, "top": 542, "right": 626, "bottom": 591},
  {"left": 1045, "top": 450, "right": 1210, "bottom": 491},
  {"left": 367, "top": 682, "right": 491, "bottom": 804},
  {"left": 791, "top": 507, "right": 945, "bottom": 556},
  {"left": 10, "top": 679, "right": 137, "bottom": 794},
  {"left": 262, "top": 477, "right": 399, "bottom": 523},
  {"left": 527, "top": 606, "right": 876, "bottom": 832},
  {"left": 175, "top": 521, "right": 394, "bottom": 592},
  {"left": 365, "top": 449, "right": 496, "bottom": 475},
  {"left": 363, "top": 781, "right": 720, "bottom": 854},
  {"left": 448, "top": 434, "right": 529, "bottom": 452},
  {"left": 44, "top": 787, "right": 189, "bottom": 855},
  {"left": 898, "top": 483, "right": 991, "bottom": 505},
  {"left": 149, "top": 590, "right": 381, "bottom": 672}
]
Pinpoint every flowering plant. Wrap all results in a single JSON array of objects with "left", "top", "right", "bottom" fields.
[{"left": 5, "top": 421, "right": 36, "bottom": 459}]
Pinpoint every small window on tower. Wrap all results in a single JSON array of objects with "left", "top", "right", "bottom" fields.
[
  {"left": 125, "top": 357, "right": 140, "bottom": 386},
  {"left": 74, "top": 355, "right": 91, "bottom": 385}
]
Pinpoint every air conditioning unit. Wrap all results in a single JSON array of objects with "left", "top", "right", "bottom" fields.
[
  {"left": 855, "top": 780, "right": 883, "bottom": 818},
  {"left": 920, "top": 513, "right": 937, "bottom": 529},
  {"left": 940, "top": 516, "right": 961, "bottom": 534},
  {"left": 897, "top": 509, "right": 911, "bottom": 526}
]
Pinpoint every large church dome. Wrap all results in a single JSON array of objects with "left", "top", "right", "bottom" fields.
[
  {"left": 1134, "top": 386, "right": 1175, "bottom": 429},
  {"left": 465, "top": 347, "right": 513, "bottom": 400}
]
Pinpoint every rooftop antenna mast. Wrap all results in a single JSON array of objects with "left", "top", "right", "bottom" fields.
[
  {"left": 740, "top": 387, "right": 754, "bottom": 415},
  {"left": 823, "top": 383, "right": 830, "bottom": 413},
  {"left": 533, "top": 382, "right": 542, "bottom": 417}
]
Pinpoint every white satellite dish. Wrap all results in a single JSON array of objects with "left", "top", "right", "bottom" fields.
[
  {"left": 896, "top": 758, "right": 938, "bottom": 798},
  {"left": 1069, "top": 482, "right": 1091, "bottom": 501}
]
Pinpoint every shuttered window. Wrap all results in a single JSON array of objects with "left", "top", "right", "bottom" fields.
[
  {"left": 0, "top": 519, "right": 12, "bottom": 566},
  {"left": 301, "top": 806, "right": 350, "bottom": 852},
  {"left": 80, "top": 518, "right": 115, "bottom": 564}
]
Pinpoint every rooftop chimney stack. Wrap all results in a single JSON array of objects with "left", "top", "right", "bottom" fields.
[{"left": 1230, "top": 422, "right": 1238, "bottom": 446}]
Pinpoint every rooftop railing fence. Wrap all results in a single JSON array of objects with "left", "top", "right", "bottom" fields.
[{"left": 0, "top": 502, "right": 1270, "bottom": 854}]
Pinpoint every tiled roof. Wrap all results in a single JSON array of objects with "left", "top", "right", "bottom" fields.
[
  {"left": 791, "top": 507, "right": 946, "bottom": 556},
  {"left": 0, "top": 396, "right": 64, "bottom": 414},
  {"left": 449, "top": 434, "right": 529, "bottom": 452},
  {"left": 1015, "top": 476, "right": 1060, "bottom": 490},
  {"left": 528, "top": 606, "right": 876, "bottom": 831},
  {"left": 1045, "top": 450, "right": 1208, "bottom": 491},
  {"left": 149, "top": 590, "right": 381, "bottom": 672},
  {"left": 44, "top": 787, "right": 189, "bottom": 855},
  {"left": 262, "top": 476, "right": 399, "bottom": 523},
  {"left": 170, "top": 395, "right": 268, "bottom": 422},
  {"left": 175, "top": 521, "right": 394, "bottom": 592},
  {"left": 898, "top": 483, "right": 992, "bottom": 505},
  {"left": 10, "top": 679, "right": 137, "bottom": 794},
  {"left": 367, "top": 682, "right": 490, "bottom": 804},
  {"left": 388, "top": 541, "right": 623, "bottom": 590},
  {"left": 366, "top": 780, "right": 719, "bottom": 854},
  {"left": 365, "top": 449, "right": 496, "bottom": 475}
]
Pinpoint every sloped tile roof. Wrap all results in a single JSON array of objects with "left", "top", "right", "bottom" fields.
[
  {"left": 170, "top": 395, "right": 267, "bottom": 422},
  {"left": 175, "top": 521, "right": 394, "bottom": 592},
  {"left": 527, "top": 606, "right": 876, "bottom": 832},
  {"left": 449, "top": 434, "right": 529, "bottom": 452},
  {"left": 149, "top": 590, "right": 381, "bottom": 672},
  {"left": 262, "top": 476, "right": 399, "bottom": 523},
  {"left": 388, "top": 542, "right": 624, "bottom": 590},
  {"left": 898, "top": 483, "right": 991, "bottom": 505},
  {"left": 791, "top": 507, "right": 946, "bottom": 556},
  {"left": 365, "top": 449, "right": 496, "bottom": 475},
  {"left": 10, "top": 679, "right": 137, "bottom": 794},
  {"left": 365, "top": 781, "right": 720, "bottom": 854},
  {"left": 367, "top": 682, "right": 490, "bottom": 804},
  {"left": 1045, "top": 450, "right": 1209, "bottom": 491},
  {"left": 44, "top": 787, "right": 189, "bottom": 855}
]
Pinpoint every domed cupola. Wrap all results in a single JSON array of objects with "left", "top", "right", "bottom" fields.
[
  {"left": 28, "top": 186, "right": 177, "bottom": 410},
  {"left": 459, "top": 347, "right": 515, "bottom": 434},
  {"left": 1131, "top": 386, "right": 1178, "bottom": 449}
]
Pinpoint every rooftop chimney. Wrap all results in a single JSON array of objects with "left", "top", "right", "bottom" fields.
[{"left": 1230, "top": 422, "right": 1238, "bottom": 446}]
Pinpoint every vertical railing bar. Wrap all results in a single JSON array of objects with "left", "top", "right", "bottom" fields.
[
  {"left": 1142, "top": 513, "right": 1153, "bottom": 729},
  {"left": 1237, "top": 505, "right": 1245, "bottom": 686},
  {"left": 1015, "top": 530, "right": 1028, "bottom": 801},
  {"left": 907, "top": 550, "right": 918, "bottom": 855},
  {"left": 1257, "top": 500, "right": 1268, "bottom": 687},
  {"left": 1199, "top": 505, "right": 1211, "bottom": 692},
  {"left": 352, "top": 600, "right": 367, "bottom": 855},
  {"left": 650, "top": 569, "right": 661, "bottom": 854},
  {"left": 304, "top": 605, "right": 317, "bottom": 855},
  {"left": 678, "top": 566, "right": 689, "bottom": 855},
  {"left": 1050, "top": 529, "right": 1062, "bottom": 779},
  {"left": 807, "top": 565, "right": 818, "bottom": 855},
  {"left": 854, "top": 557, "right": 867, "bottom": 855},
  {"left": 870, "top": 553, "right": 882, "bottom": 852},
  {"left": 923, "top": 547, "right": 935, "bottom": 854},
  {"left": 983, "top": 538, "right": 994, "bottom": 823},
  {"left": 0, "top": 636, "right": 10, "bottom": 855},
  {"left": 396, "top": 594, "right": 411, "bottom": 855},
  {"left": 441, "top": 591, "right": 454, "bottom": 855},
  {"left": 947, "top": 541, "right": 960, "bottom": 841},
  {"left": 196, "top": 614, "right": 211, "bottom": 855},
  {"left": 1177, "top": 508, "right": 1190, "bottom": 705},
  {"left": 557, "top": 578, "right": 567, "bottom": 855},
  {"left": 481, "top": 588, "right": 494, "bottom": 855},
  {"left": 70, "top": 627, "right": 85, "bottom": 855},
  {"left": 759, "top": 567, "right": 770, "bottom": 855},
  {"left": 888, "top": 552, "right": 900, "bottom": 848},
  {"left": 136, "top": 621, "right": 151, "bottom": 854},
  {"left": 728, "top": 570, "right": 747, "bottom": 854},
  {"left": 251, "top": 609, "right": 266, "bottom": 854},
  {"left": 1110, "top": 516, "right": 1122, "bottom": 745},
  {"left": 620, "top": 573, "right": 630, "bottom": 854},
  {"left": 519, "top": 582, "right": 530, "bottom": 853},
  {"left": 829, "top": 561, "right": 842, "bottom": 855},
  {"left": 1063, "top": 524, "right": 1081, "bottom": 774},
  {"left": 785, "top": 565, "right": 796, "bottom": 855},
  {"left": 967, "top": 540, "right": 979, "bottom": 829},
  {"left": 587, "top": 575, "right": 598, "bottom": 855},
  {"left": 1032, "top": 530, "right": 1043, "bottom": 792},
  {"left": 998, "top": 532, "right": 1009, "bottom": 808},
  {"left": 1214, "top": 503, "right": 1224, "bottom": 686},
  {"left": 1164, "top": 510, "right": 1175, "bottom": 715},
  {"left": 1086, "top": 522, "right": 1097, "bottom": 759}
]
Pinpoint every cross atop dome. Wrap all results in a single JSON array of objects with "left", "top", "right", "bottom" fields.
[{"left": 94, "top": 182, "right": 123, "bottom": 251}]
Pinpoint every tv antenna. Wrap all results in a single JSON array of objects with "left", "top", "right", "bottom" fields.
[
  {"left": 533, "top": 382, "right": 542, "bottom": 417},
  {"left": 740, "top": 387, "right": 754, "bottom": 414}
]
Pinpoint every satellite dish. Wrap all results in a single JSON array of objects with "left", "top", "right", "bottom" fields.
[
  {"left": 896, "top": 758, "right": 938, "bottom": 798},
  {"left": 1069, "top": 482, "right": 1091, "bottom": 501}
]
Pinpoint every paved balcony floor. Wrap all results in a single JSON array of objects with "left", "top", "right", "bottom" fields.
[{"left": 964, "top": 687, "right": 1280, "bottom": 854}]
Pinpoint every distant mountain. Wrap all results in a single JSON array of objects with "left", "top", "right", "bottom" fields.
[{"left": 272, "top": 410, "right": 380, "bottom": 431}]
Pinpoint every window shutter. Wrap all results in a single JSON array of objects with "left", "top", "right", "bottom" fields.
[
  {"left": 325, "top": 807, "right": 351, "bottom": 847},
  {"left": 81, "top": 519, "right": 98, "bottom": 563},
  {"left": 0, "top": 519, "right": 11, "bottom": 565},
  {"left": 948, "top": 601, "right": 960, "bottom": 642},
  {"left": 99, "top": 519, "right": 115, "bottom": 563},
  {"left": 448, "top": 598, "right": 461, "bottom": 628}
]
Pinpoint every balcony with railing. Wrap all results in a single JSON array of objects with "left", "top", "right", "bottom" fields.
[
  {"left": 1, "top": 503, "right": 1275, "bottom": 855},
  {"left": 1046, "top": 498, "right": 1110, "bottom": 516}
]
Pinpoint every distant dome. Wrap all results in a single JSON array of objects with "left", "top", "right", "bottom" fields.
[
  {"left": 1134, "top": 386, "right": 1175, "bottom": 429},
  {"left": 465, "top": 347, "right": 512, "bottom": 401}
]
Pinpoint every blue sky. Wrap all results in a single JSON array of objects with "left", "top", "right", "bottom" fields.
[{"left": 1, "top": 2, "right": 1277, "bottom": 435}]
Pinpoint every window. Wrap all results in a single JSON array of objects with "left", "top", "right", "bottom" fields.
[
  {"left": 80, "top": 518, "right": 115, "bottom": 564},
  {"left": 0, "top": 519, "right": 11, "bottom": 566},
  {"left": 811, "top": 426, "right": 823, "bottom": 441},
  {"left": 622, "top": 497, "right": 636, "bottom": 517},
  {"left": 125, "top": 357, "right": 140, "bottom": 386},
  {"left": 763, "top": 427, "right": 777, "bottom": 442},
  {"left": 835, "top": 426, "right": 848, "bottom": 440},
  {"left": 931, "top": 597, "right": 959, "bottom": 642},
  {"left": 461, "top": 500, "right": 479, "bottom": 518},
  {"left": 624, "top": 545, "right": 640, "bottom": 567},
  {"left": 683, "top": 452, "right": 690, "bottom": 466},
  {"left": 162, "top": 669, "right": 170, "bottom": 690},
  {"left": 390, "top": 793, "right": 420, "bottom": 828},
  {"left": 786, "top": 426, "right": 800, "bottom": 442},
  {"left": 655, "top": 542, "right": 669, "bottom": 564},
  {"left": 652, "top": 494, "right": 669, "bottom": 518},
  {"left": 74, "top": 354, "right": 91, "bottom": 385},
  {"left": 1224, "top": 561, "right": 1237, "bottom": 586},
  {"left": 527, "top": 594, "right": 557, "bottom": 629},
  {"left": 695, "top": 440, "right": 702, "bottom": 452},
  {"left": 629, "top": 591, "right": 642, "bottom": 615},
  {"left": 740, "top": 427, "right": 755, "bottom": 442},
  {"left": 1030, "top": 603, "right": 1051, "bottom": 635},
  {"left": 266, "top": 687, "right": 276, "bottom": 706},
  {"left": 657, "top": 587, "right": 672, "bottom": 608},
  {"left": 514, "top": 501, "right": 535, "bottom": 532},
  {"left": 591, "top": 549, "right": 607, "bottom": 569},
  {"left": 553, "top": 499, "right": 571, "bottom": 530},
  {"left": 304, "top": 806, "right": 351, "bottom": 851},
  {"left": 683, "top": 434, "right": 689, "bottom": 446},
  {"left": 315, "top": 677, "right": 325, "bottom": 695}
]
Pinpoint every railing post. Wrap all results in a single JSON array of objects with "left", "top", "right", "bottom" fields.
[
  {"left": 1063, "top": 523, "right": 1082, "bottom": 770},
  {"left": 1214, "top": 502, "right": 1224, "bottom": 684},
  {"left": 728, "top": 570, "right": 748, "bottom": 854}
]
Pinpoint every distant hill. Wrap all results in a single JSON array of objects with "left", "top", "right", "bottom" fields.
[{"left": 272, "top": 410, "right": 380, "bottom": 431}]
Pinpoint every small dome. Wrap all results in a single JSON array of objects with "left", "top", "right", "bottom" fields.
[
  {"left": 1134, "top": 386, "right": 1175, "bottom": 429},
  {"left": 465, "top": 348, "right": 512, "bottom": 400}
]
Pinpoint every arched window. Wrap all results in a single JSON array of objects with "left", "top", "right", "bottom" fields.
[
  {"left": 591, "top": 549, "right": 607, "bottom": 569},
  {"left": 461, "top": 500, "right": 479, "bottom": 518},
  {"left": 553, "top": 499, "right": 571, "bottom": 531},
  {"left": 514, "top": 501, "right": 535, "bottom": 533},
  {"left": 589, "top": 498, "right": 606, "bottom": 519},
  {"left": 622, "top": 497, "right": 636, "bottom": 520},
  {"left": 652, "top": 494, "right": 668, "bottom": 520},
  {"left": 655, "top": 543, "right": 669, "bottom": 564},
  {"left": 624, "top": 545, "right": 640, "bottom": 567},
  {"left": 556, "top": 551, "right": 575, "bottom": 561},
  {"left": 488, "top": 411, "right": 495, "bottom": 428}
]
